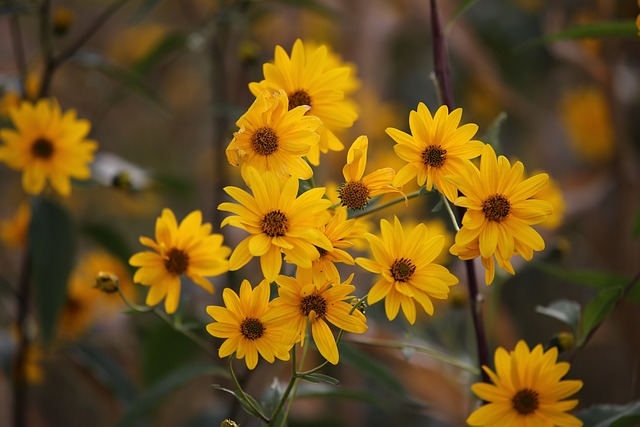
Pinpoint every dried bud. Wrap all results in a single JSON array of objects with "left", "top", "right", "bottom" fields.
[
  {"left": 94, "top": 271, "right": 119, "bottom": 294},
  {"left": 548, "top": 332, "right": 575, "bottom": 353},
  {"left": 220, "top": 420, "right": 239, "bottom": 427},
  {"left": 53, "top": 7, "right": 75, "bottom": 36},
  {"left": 350, "top": 297, "right": 367, "bottom": 315}
]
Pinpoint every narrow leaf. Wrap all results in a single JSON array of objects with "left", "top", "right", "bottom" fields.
[
  {"left": 482, "top": 112, "right": 507, "bottom": 152},
  {"left": 524, "top": 21, "right": 637, "bottom": 48},
  {"left": 212, "top": 385, "right": 265, "bottom": 420},
  {"left": 577, "top": 401, "right": 640, "bottom": 427},
  {"left": 299, "top": 373, "right": 340, "bottom": 386},
  {"left": 80, "top": 222, "right": 133, "bottom": 268},
  {"left": 29, "top": 197, "right": 77, "bottom": 343},
  {"left": 446, "top": 0, "right": 479, "bottom": 32},
  {"left": 535, "top": 299, "right": 581, "bottom": 335},
  {"left": 580, "top": 286, "right": 623, "bottom": 345},
  {"left": 117, "top": 363, "right": 227, "bottom": 427}
]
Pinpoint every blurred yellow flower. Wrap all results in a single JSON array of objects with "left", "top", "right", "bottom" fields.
[
  {"left": 356, "top": 216, "right": 458, "bottom": 324},
  {"left": 52, "top": 6, "right": 74, "bottom": 36},
  {"left": 206, "top": 280, "right": 291, "bottom": 370},
  {"left": 297, "top": 207, "right": 355, "bottom": 284},
  {"left": 273, "top": 272, "right": 367, "bottom": 364},
  {"left": 532, "top": 173, "right": 566, "bottom": 230},
  {"left": 559, "top": 87, "right": 614, "bottom": 164},
  {"left": 467, "top": 341, "right": 583, "bottom": 427},
  {"left": 0, "top": 99, "right": 98, "bottom": 196},
  {"left": 249, "top": 39, "right": 358, "bottom": 165},
  {"left": 219, "top": 168, "right": 332, "bottom": 282},
  {"left": 59, "top": 250, "right": 136, "bottom": 339},
  {"left": 106, "top": 24, "right": 168, "bottom": 66},
  {"left": 0, "top": 90, "right": 21, "bottom": 116},
  {"left": 339, "top": 135, "right": 402, "bottom": 210},
  {"left": 387, "top": 103, "right": 484, "bottom": 202},
  {"left": 226, "top": 89, "right": 320, "bottom": 182},
  {"left": 129, "top": 209, "right": 230, "bottom": 314},
  {"left": 447, "top": 145, "right": 552, "bottom": 282},
  {"left": 1, "top": 202, "right": 30, "bottom": 248}
]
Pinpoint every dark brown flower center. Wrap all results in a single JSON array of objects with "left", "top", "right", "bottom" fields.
[
  {"left": 390, "top": 257, "right": 416, "bottom": 282},
  {"left": 31, "top": 137, "right": 54, "bottom": 159},
  {"left": 288, "top": 89, "right": 312, "bottom": 110},
  {"left": 251, "top": 127, "right": 279, "bottom": 155},
  {"left": 164, "top": 248, "right": 189, "bottom": 275},
  {"left": 260, "top": 210, "right": 289, "bottom": 237},
  {"left": 300, "top": 293, "right": 327, "bottom": 318},
  {"left": 339, "top": 181, "right": 371, "bottom": 210},
  {"left": 482, "top": 194, "right": 511, "bottom": 222},
  {"left": 240, "top": 317, "right": 265, "bottom": 340},
  {"left": 512, "top": 389, "right": 540, "bottom": 415},
  {"left": 422, "top": 145, "right": 447, "bottom": 168},
  {"left": 316, "top": 246, "right": 329, "bottom": 258}
]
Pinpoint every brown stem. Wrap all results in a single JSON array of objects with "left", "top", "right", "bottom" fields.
[
  {"left": 12, "top": 250, "right": 32, "bottom": 427},
  {"left": 429, "top": 0, "right": 491, "bottom": 383},
  {"left": 9, "top": 14, "right": 28, "bottom": 95}
]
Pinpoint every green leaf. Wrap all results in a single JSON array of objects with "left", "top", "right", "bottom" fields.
[
  {"left": 29, "top": 197, "right": 77, "bottom": 343},
  {"left": 446, "top": 0, "right": 478, "bottom": 32},
  {"left": 580, "top": 286, "right": 623, "bottom": 345},
  {"left": 212, "top": 385, "right": 266, "bottom": 421},
  {"left": 535, "top": 299, "right": 581, "bottom": 335},
  {"left": 577, "top": 401, "right": 640, "bottom": 427},
  {"left": 132, "top": 32, "right": 188, "bottom": 75},
  {"left": 524, "top": 21, "right": 638, "bottom": 48},
  {"left": 80, "top": 222, "right": 133, "bottom": 269},
  {"left": 431, "top": 198, "right": 444, "bottom": 213},
  {"left": 117, "top": 363, "right": 227, "bottom": 427},
  {"left": 298, "top": 373, "right": 340, "bottom": 386},
  {"left": 482, "top": 112, "right": 507, "bottom": 152}
]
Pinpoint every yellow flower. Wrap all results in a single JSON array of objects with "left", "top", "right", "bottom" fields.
[
  {"left": 52, "top": 6, "right": 75, "bottom": 36},
  {"left": 0, "top": 90, "right": 21, "bottom": 116},
  {"left": 298, "top": 207, "right": 356, "bottom": 284},
  {"left": 0, "top": 99, "right": 98, "bottom": 196},
  {"left": 272, "top": 272, "right": 367, "bottom": 364},
  {"left": 338, "top": 135, "right": 402, "bottom": 210},
  {"left": 467, "top": 341, "right": 583, "bottom": 427},
  {"left": 249, "top": 39, "right": 358, "bottom": 165},
  {"left": 1, "top": 202, "right": 30, "bottom": 248},
  {"left": 206, "top": 280, "right": 291, "bottom": 370},
  {"left": 59, "top": 250, "right": 136, "bottom": 339},
  {"left": 387, "top": 103, "right": 484, "bottom": 202},
  {"left": 355, "top": 216, "right": 458, "bottom": 324},
  {"left": 218, "top": 168, "right": 332, "bottom": 282},
  {"left": 129, "top": 209, "right": 230, "bottom": 314},
  {"left": 447, "top": 145, "right": 552, "bottom": 270},
  {"left": 106, "top": 24, "right": 168, "bottom": 66},
  {"left": 559, "top": 87, "right": 614, "bottom": 164},
  {"left": 450, "top": 237, "right": 515, "bottom": 286},
  {"left": 226, "top": 89, "right": 320, "bottom": 182},
  {"left": 532, "top": 173, "right": 566, "bottom": 230}
]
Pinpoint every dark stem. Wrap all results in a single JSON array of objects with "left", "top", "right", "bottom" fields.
[
  {"left": 38, "top": 0, "right": 53, "bottom": 98},
  {"left": 429, "top": 0, "right": 490, "bottom": 383},
  {"left": 12, "top": 249, "right": 32, "bottom": 427},
  {"left": 38, "top": 0, "right": 130, "bottom": 98},
  {"left": 9, "top": 14, "right": 28, "bottom": 95}
]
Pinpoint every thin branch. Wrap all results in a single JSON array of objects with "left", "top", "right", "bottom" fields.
[
  {"left": 9, "top": 15, "right": 28, "bottom": 95},
  {"left": 12, "top": 249, "right": 32, "bottom": 427}
]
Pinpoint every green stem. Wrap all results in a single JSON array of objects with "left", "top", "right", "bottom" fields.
[
  {"left": 228, "top": 356, "right": 270, "bottom": 424},
  {"left": 349, "top": 189, "right": 424, "bottom": 219},
  {"left": 441, "top": 192, "right": 460, "bottom": 232},
  {"left": 269, "top": 346, "right": 299, "bottom": 426},
  {"left": 280, "top": 331, "right": 311, "bottom": 425}
]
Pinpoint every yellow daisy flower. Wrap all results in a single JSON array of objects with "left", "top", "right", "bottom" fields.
[
  {"left": 447, "top": 145, "right": 553, "bottom": 266},
  {"left": 338, "top": 135, "right": 402, "bottom": 210},
  {"left": 249, "top": 39, "right": 358, "bottom": 165},
  {"left": 387, "top": 103, "right": 484, "bottom": 202},
  {"left": 206, "top": 280, "right": 292, "bottom": 370},
  {"left": 272, "top": 272, "right": 367, "bottom": 364},
  {"left": 129, "top": 209, "right": 231, "bottom": 314},
  {"left": 0, "top": 99, "right": 98, "bottom": 196},
  {"left": 0, "top": 202, "right": 31, "bottom": 248},
  {"left": 467, "top": 340, "right": 583, "bottom": 427},
  {"left": 450, "top": 237, "right": 515, "bottom": 286},
  {"left": 355, "top": 216, "right": 458, "bottom": 324},
  {"left": 298, "top": 207, "right": 356, "bottom": 284},
  {"left": 226, "top": 89, "right": 321, "bottom": 182},
  {"left": 218, "top": 167, "right": 332, "bottom": 282}
]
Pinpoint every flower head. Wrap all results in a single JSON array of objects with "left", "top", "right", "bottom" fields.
[
  {"left": 206, "top": 280, "right": 292, "bottom": 370},
  {"left": 226, "top": 89, "right": 321, "bottom": 182},
  {"left": 1, "top": 202, "right": 31, "bottom": 248},
  {"left": 218, "top": 168, "right": 332, "bottom": 282},
  {"left": 447, "top": 145, "right": 553, "bottom": 274},
  {"left": 272, "top": 272, "right": 367, "bottom": 364},
  {"left": 387, "top": 103, "right": 484, "bottom": 202},
  {"left": 129, "top": 209, "right": 230, "bottom": 314},
  {"left": 356, "top": 216, "right": 458, "bottom": 324},
  {"left": 249, "top": 39, "right": 358, "bottom": 165},
  {"left": 467, "top": 340, "right": 583, "bottom": 427},
  {"left": 532, "top": 173, "right": 566, "bottom": 230},
  {"left": 338, "top": 135, "right": 402, "bottom": 210},
  {"left": 0, "top": 99, "right": 98, "bottom": 196}
]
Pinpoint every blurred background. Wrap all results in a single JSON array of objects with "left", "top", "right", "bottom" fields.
[{"left": 0, "top": 0, "right": 639, "bottom": 426}]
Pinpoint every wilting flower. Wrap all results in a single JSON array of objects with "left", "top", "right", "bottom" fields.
[
  {"left": 387, "top": 103, "right": 484, "bottom": 202},
  {"left": 356, "top": 216, "right": 458, "bottom": 324},
  {"left": 206, "top": 280, "right": 292, "bottom": 370},
  {"left": 249, "top": 39, "right": 358, "bottom": 165},
  {"left": 0, "top": 99, "right": 98, "bottom": 196},
  {"left": 272, "top": 272, "right": 367, "bottom": 364},
  {"left": 467, "top": 340, "right": 583, "bottom": 427},
  {"left": 226, "top": 89, "right": 320, "bottom": 182},
  {"left": 218, "top": 167, "right": 332, "bottom": 282},
  {"left": 338, "top": 135, "right": 402, "bottom": 210},
  {"left": 129, "top": 209, "right": 230, "bottom": 314}
]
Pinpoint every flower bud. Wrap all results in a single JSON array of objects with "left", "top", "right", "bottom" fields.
[{"left": 94, "top": 271, "right": 120, "bottom": 294}]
